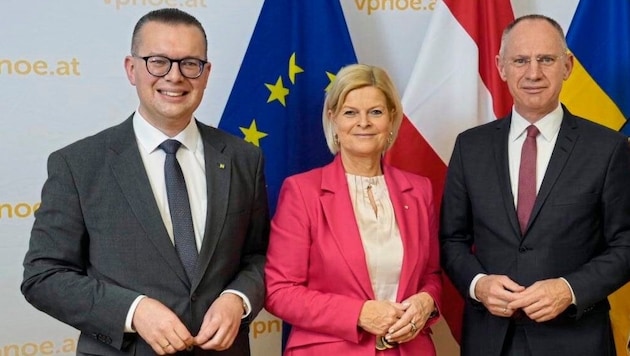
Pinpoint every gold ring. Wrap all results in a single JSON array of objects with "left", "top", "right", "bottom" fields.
[
  {"left": 503, "top": 306, "right": 508, "bottom": 314},
  {"left": 409, "top": 321, "right": 417, "bottom": 333},
  {"left": 162, "top": 343, "right": 171, "bottom": 349}
]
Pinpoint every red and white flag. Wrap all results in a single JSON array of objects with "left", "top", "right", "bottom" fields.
[{"left": 385, "top": 0, "right": 515, "bottom": 342}]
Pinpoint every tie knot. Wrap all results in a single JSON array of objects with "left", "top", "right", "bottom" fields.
[
  {"left": 526, "top": 125, "right": 539, "bottom": 138},
  {"left": 159, "top": 139, "right": 182, "bottom": 154}
]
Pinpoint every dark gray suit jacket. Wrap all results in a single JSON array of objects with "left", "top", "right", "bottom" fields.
[
  {"left": 22, "top": 116, "right": 270, "bottom": 355},
  {"left": 440, "top": 106, "right": 630, "bottom": 356}
]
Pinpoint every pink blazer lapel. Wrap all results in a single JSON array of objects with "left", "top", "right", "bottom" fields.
[
  {"left": 384, "top": 166, "right": 423, "bottom": 301},
  {"left": 319, "top": 155, "right": 374, "bottom": 299}
]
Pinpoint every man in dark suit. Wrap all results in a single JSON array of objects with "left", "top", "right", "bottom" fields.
[
  {"left": 440, "top": 14, "right": 630, "bottom": 356},
  {"left": 21, "top": 8, "right": 269, "bottom": 356}
]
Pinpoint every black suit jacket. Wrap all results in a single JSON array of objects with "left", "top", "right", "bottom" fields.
[
  {"left": 440, "top": 106, "right": 630, "bottom": 356},
  {"left": 22, "top": 116, "right": 270, "bottom": 355}
]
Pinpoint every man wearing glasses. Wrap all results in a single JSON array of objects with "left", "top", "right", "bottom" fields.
[
  {"left": 22, "top": 8, "right": 269, "bottom": 356},
  {"left": 440, "top": 14, "right": 630, "bottom": 356}
]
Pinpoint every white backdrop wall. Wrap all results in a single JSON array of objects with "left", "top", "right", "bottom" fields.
[
  {"left": 1, "top": 1, "right": 576, "bottom": 355},
  {"left": 0, "top": 1, "right": 437, "bottom": 355}
]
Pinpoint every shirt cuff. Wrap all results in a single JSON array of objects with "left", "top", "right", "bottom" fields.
[
  {"left": 221, "top": 290, "right": 251, "bottom": 318},
  {"left": 469, "top": 273, "right": 487, "bottom": 301},
  {"left": 125, "top": 295, "right": 147, "bottom": 333},
  {"left": 559, "top": 277, "right": 577, "bottom": 305}
]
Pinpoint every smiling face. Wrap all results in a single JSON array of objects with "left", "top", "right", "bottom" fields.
[
  {"left": 496, "top": 18, "right": 573, "bottom": 122},
  {"left": 330, "top": 86, "right": 393, "bottom": 162},
  {"left": 124, "top": 21, "right": 210, "bottom": 135}
]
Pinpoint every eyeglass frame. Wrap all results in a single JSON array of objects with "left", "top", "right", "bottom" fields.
[
  {"left": 504, "top": 53, "right": 567, "bottom": 68},
  {"left": 132, "top": 55, "right": 209, "bottom": 79}
]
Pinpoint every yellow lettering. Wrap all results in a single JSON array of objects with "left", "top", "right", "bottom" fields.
[
  {"left": 21, "top": 343, "right": 37, "bottom": 356},
  {"left": 14, "top": 60, "right": 31, "bottom": 75},
  {"left": 0, "top": 203, "right": 12, "bottom": 218},
  {"left": 183, "top": 0, "right": 203, "bottom": 7},
  {"left": 32, "top": 60, "right": 47, "bottom": 75},
  {"left": 0, "top": 338, "right": 77, "bottom": 356},
  {"left": 0, "top": 59, "right": 12, "bottom": 74},
  {"left": 2, "top": 343, "right": 20, "bottom": 356},
  {"left": 115, "top": 0, "right": 131, "bottom": 10},
  {"left": 0, "top": 58, "right": 79, "bottom": 76},
  {"left": 109, "top": 0, "right": 205, "bottom": 9},
  {"left": 60, "top": 339, "right": 76, "bottom": 353},
  {"left": 56, "top": 61, "right": 71, "bottom": 76},
  {"left": 38, "top": 341, "right": 53, "bottom": 355},
  {"left": 14, "top": 203, "right": 32, "bottom": 218},
  {"left": 368, "top": 0, "right": 380, "bottom": 15},
  {"left": 0, "top": 202, "right": 40, "bottom": 219},
  {"left": 251, "top": 319, "right": 282, "bottom": 338},
  {"left": 356, "top": 0, "right": 435, "bottom": 14}
]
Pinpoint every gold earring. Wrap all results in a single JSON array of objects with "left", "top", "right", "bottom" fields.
[
  {"left": 387, "top": 131, "right": 393, "bottom": 144},
  {"left": 334, "top": 134, "right": 340, "bottom": 146}
]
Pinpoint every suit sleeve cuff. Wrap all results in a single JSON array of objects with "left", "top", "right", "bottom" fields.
[
  {"left": 125, "top": 295, "right": 146, "bottom": 333},
  {"left": 469, "top": 273, "right": 487, "bottom": 301},
  {"left": 559, "top": 277, "right": 577, "bottom": 305},
  {"left": 221, "top": 290, "right": 251, "bottom": 319}
]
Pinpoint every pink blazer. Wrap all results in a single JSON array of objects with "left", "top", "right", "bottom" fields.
[{"left": 265, "top": 155, "right": 442, "bottom": 356}]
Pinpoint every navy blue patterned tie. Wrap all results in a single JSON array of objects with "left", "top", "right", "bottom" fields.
[{"left": 159, "top": 139, "right": 198, "bottom": 281}]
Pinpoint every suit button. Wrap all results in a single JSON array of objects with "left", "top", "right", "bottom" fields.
[
  {"left": 94, "top": 333, "right": 112, "bottom": 344},
  {"left": 191, "top": 293, "right": 198, "bottom": 302},
  {"left": 518, "top": 246, "right": 528, "bottom": 253}
]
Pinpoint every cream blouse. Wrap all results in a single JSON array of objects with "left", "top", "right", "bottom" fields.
[{"left": 346, "top": 174, "right": 403, "bottom": 302}]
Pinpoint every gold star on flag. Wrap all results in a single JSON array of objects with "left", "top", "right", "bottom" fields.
[
  {"left": 288, "top": 53, "right": 304, "bottom": 84},
  {"left": 325, "top": 71, "right": 336, "bottom": 92},
  {"left": 239, "top": 119, "right": 268, "bottom": 147},
  {"left": 265, "top": 76, "right": 289, "bottom": 106}
]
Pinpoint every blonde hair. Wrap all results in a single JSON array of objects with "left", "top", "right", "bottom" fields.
[{"left": 322, "top": 64, "right": 403, "bottom": 154}]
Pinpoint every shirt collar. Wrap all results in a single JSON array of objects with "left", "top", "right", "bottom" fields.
[
  {"left": 133, "top": 110, "right": 201, "bottom": 154},
  {"left": 509, "top": 104, "right": 563, "bottom": 142}
]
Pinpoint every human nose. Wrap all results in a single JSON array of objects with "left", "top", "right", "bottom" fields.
[
  {"left": 356, "top": 112, "right": 371, "bottom": 127},
  {"left": 524, "top": 59, "right": 543, "bottom": 78},
  {"left": 164, "top": 61, "right": 184, "bottom": 80}
]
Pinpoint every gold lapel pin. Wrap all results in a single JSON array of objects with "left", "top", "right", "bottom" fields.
[{"left": 219, "top": 163, "right": 225, "bottom": 169}]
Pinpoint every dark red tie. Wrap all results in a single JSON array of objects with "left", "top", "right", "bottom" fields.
[{"left": 517, "top": 125, "right": 539, "bottom": 234}]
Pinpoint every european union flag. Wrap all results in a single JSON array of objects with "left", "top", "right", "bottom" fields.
[{"left": 219, "top": 0, "right": 357, "bottom": 214}]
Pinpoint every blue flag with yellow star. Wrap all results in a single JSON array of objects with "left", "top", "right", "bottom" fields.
[{"left": 218, "top": 0, "right": 357, "bottom": 214}]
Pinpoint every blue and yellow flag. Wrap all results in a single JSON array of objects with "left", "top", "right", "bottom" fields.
[
  {"left": 560, "top": 1, "right": 630, "bottom": 354},
  {"left": 561, "top": 0, "right": 630, "bottom": 134},
  {"left": 219, "top": 0, "right": 357, "bottom": 215}
]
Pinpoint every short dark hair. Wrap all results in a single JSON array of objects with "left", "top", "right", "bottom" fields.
[{"left": 131, "top": 8, "right": 207, "bottom": 56}]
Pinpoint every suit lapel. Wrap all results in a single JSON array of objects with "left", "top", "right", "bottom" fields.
[
  {"left": 108, "top": 117, "right": 190, "bottom": 286},
  {"left": 493, "top": 117, "right": 522, "bottom": 237},
  {"left": 320, "top": 156, "right": 374, "bottom": 299},
  {"left": 526, "top": 111, "right": 578, "bottom": 236},
  {"left": 193, "top": 123, "right": 230, "bottom": 290}
]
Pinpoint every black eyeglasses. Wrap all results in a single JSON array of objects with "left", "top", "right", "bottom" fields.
[{"left": 133, "top": 55, "right": 208, "bottom": 79}]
